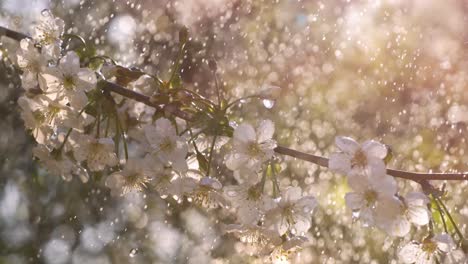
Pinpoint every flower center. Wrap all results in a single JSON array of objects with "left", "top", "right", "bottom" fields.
[
  {"left": 63, "top": 75, "right": 75, "bottom": 90},
  {"left": 421, "top": 240, "right": 437, "bottom": 254},
  {"left": 247, "top": 142, "right": 262, "bottom": 156},
  {"left": 159, "top": 137, "right": 175, "bottom": 152},
  {"left": 247, "top": 186, "right": 262, "bottom": 201},
  {"left": 364, "top": 190, "right": 377, "bottom": 206},
  {"left": 351, "top": 149, "right": 367, "bottom": 168}
]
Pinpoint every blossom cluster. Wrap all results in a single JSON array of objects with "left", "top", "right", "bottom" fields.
[
  {"left": 10, "top": 11, "right": 466, "bottom": 263},
  {"left": 329, "top": 137, "right": 465, "bottom": 263},
  {"left": 13, "top": 12, "right": 319, "bottom": 262}
]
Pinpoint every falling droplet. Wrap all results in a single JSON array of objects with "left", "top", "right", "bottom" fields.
[
  {"left": 262, "top": 99, "right": 275, "bottom": 109},
  {"left": 41, "top": 9, "right": 51, "bottom": 17},
  {"left": 129, "top": 248, "right": 138, "bottom": 258}
]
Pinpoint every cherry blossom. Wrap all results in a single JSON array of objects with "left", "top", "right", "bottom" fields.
[
  {"left": 329, "top": 136, "right": 387, "bottom": 178},
  {"left": 399, "top": 233, "right": 456, "bottom": 264},
  {"left": 144, "top": 118, "right": 188, "bottom": 172},
  {"left": 225, "top": 120, "right": 277, "bottom": 172},
  {"left": 374, "top": 192, "right": 430, "bottom": 237},
  {"left": 16, "top": 39, "right": 47, "bottom": 90},
  {"left": 265, "top": 187, "right": 317, "bottom": 235},
  {"left": 32, "top": 10, "right": 64, "bottom": 59},
  {"left": 224, "top": 182, "right": 274, "bottom": 224},
  {"left": 179, "top": 177, "right": 230, "bottom": 209},
  {"left": 18, "top": 95, "right": 68, "bottom": 144},
  {"left": 344, "top": 172, "right": 397, "bottom": 227},
  {"left": 32, "top": 145, "right": 76, "bottom": 181},
  {"left": 39, "top": 51, "right": 96, "bottom": 109},
  {"left": 105, "top": 158, "right": 152, "bottom": 196},
  {"left": 72, "top": 135, "right": 118, "bottom": 172}
]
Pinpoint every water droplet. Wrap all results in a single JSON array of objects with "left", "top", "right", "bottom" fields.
[
  {"left": 41, "top": 9, "right": 51, "bottom": 17},
  {"left": 262, "top": 99, "right": 275, "bottom": 109},
  {"left": 129, "top": 248, "right": 138, "bottom": 258}
]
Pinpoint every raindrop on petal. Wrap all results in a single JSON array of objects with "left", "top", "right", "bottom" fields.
[
  {"left": 129, "top": 248, "right": 138, "bottom": 258},
  {"left": 262, "top": 99, "right": 275, "bottom": 109}
]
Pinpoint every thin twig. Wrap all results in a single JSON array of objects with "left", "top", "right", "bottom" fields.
[{"left": 2, "top": 26, "right": 468, "bottom": 183}]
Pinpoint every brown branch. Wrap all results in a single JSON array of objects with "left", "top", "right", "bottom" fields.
[{"left": 1, "top": 26, "right": 467, "bottom": 182}]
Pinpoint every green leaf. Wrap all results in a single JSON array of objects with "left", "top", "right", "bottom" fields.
[
  {"left": 75, "top": 44, "right": 97, "bottom": 61},
  {"left": 169, "top": 73, "right": 182, "bottom": 89}
]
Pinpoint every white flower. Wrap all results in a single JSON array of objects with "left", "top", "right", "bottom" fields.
[
  {"left": 18, "top": 95, "right": 68, "bottom": 144},
  {"left": 32, "top": 10, "right": 64, "bottom": 59},
  {"left": 329, "top": 136, "right": 387, "bottom": 178},
  {"left": 16, "top": 38, "right": 47, "bottom": 90},
  {"left": 32, "top": 145, "right": 75, "bottom": 181},
  {"left": 269, "top": 236, "right": 308, "bottom": 264},
  {"left": 39, "top": 51, "right": 96, "bottom": 109},
  {"left": 224, "top": 224, "right": 281, "bottom": 248},
  {"left": 265, "top": 187, "right": 317, "bottom": 236},
  {"left": 399, "top": 234, "right": 456, "bottom": 264},
  {"left": 72, "top": 135, "right": 118, "bottom": 171},
  {"left": 344, "top": 172, "right": 397, "bottom": 227},
  {"left": 226, "top": 120, "right": 277, "bottom": 172},
  {"left": 175, "top": 177, "right": 230, "bottom": 209},
  {"left": 144, "top": 118, "right": 188, "bottom": 172},
  {"left": 374, "top": 192, "right": 430, "bottom": 237},
  {"left": 105, "top": 158, "right": 152, "bottom": 196},
  {"left": 224, "top": 182, "right": 274, "bottom": 224}
]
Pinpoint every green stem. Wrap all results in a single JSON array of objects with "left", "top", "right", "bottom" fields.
[
  {"left": 433, "top": 195, "right": 449, "bottom": 234},
  {"left": 168, "top": 43, "right": 186, "bottom": 86},
  {"left": 226, "top": 95, "right": 265, "bottom": 109},
  {"left": 436, "top": 197, "right": 464, "bottom": 242},
  {"left": 206, "top": 134, "right": 218, "bottom": 178},
  {"left": 114, "top": 110, "right": 128, "bottom": 161}
]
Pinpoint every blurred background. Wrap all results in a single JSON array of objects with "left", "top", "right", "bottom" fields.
[{"left": 0, "top": 0, "right": 467, "bottom": 263}]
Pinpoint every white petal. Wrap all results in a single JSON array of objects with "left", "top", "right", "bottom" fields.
[
  {"left": 407, "top": 205, "right": 429, "bottom": 226},
  {"left": 283, "top": 186, "right": 302, "bottom": 202},
  {"left": 345, "top": 192, "right": 364, "bottom": 210},
  {"left": 77, "top": 68, "right": 97, "bottom": 91},
  {"left": 233, "top": 123, "right": 256, "bottom": 143},
  {"left": 433, "top": 233, "right": 455, "bottom": 252},
  {"left": 405, "top": 192, "right": 429, "bottom": 207},
  {"left": 68, "top": 90, "right": 88, "bottom": 109},
  {"left": 296, "top": 196, "right": 318, "bottom": 214},
  {"left": 60, "top": 51, "right": 80, "bottom": 75},
  {"left": 367, "top": 157, "right": 387, "bottom": 178},
  {"left": 398, "top": 243, "right": 422, "bottom": 264},
  {"left": 335, "top": 136, "right": 359, "bottom": 154},
  {"left": 257, "top": 119, "right": 275, "bottom": 143},
  {"left": 346, "top": 173, "right": 370, "bottom": 193},
  {"left": 155, "top": 118, "right": 176, "bottom": 138},
  {"left": 329, "top": 152, "right": 351, "bottom": 175},
  {"left": 362, "top": 140, "right": 387, "bottom": 159},
  {"left": 391, "top": 217, "right": 411, "bottom": 237},
  {"left": 225, "top": 153, "right": 249, "bottom": 171},
  {"left": 371, "top": 174, "right": 397, "bottom": 196}
]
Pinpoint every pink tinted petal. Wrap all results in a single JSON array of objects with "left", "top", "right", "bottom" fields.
[
  {"left": 234, "top": 123, "right": 256, "bottom": 143},
  {"left": 77, "top": 68, "right": 97, "bottom": 91},
  {"left": 345, "top": 192, "right": 364, "bottom": 210},
  {"left": 405, "top": 192, "right": 429, "bottom": 207},
  {"left": 398, "top": 243, "right": 422, "bottom": 264},
  {"left": 362, "top": 140, "right": 387, "bottom": 159},
  {"left": 257, "top": 119, "right": 275, "bottom": 142},
  {"left": 283, "top": 187, "right": 302, "bottom": 202},
  {"left": 367, "top": 157, "right": 387, "bottom": 178},
  {"left": 407, "top": 206, "right": 429, "bottom": 226},
  {"left": 335, "top": 136, "right": 359, "bottom": 154},
  {"left": 225, "top": 153, "right": 249, "bottom": 171},
  {"left": 329, "top": 152, "right": 351, "bottom": 175},
  {"left": 60, "top": 51, "right": 80, "bottom": 74}
]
